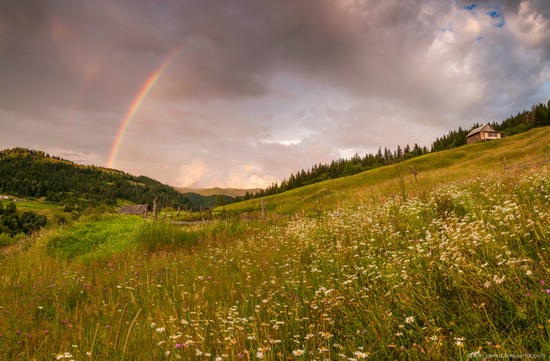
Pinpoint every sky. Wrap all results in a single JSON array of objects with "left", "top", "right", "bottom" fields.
[{"left": 1, "top": 0, "right": 549, "bottom": 189}]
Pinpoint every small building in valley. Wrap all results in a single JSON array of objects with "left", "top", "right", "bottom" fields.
[
  {"left": 466, "top": 124, "right": 502, "bottom": 144},
  {"left": 118, "top": 204, "right": 148, "bottom": 216}
]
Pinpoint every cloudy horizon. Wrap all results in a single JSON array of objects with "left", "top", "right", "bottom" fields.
[{"left": 1, "top": 0, "right": 549, "bottom": 188}]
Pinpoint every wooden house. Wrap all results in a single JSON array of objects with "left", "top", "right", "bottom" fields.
[
  {"left": 466, "top": 124, "right": 502, "bottom": 144},
  {"left": 118, "top": 204, "right": 148, "bottom": 216}
]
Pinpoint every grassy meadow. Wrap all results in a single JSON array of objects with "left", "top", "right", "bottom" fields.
[{"left": 1, "top": 129, "right": 550, "bottom": 360}]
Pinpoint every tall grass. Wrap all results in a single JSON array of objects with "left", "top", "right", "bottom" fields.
[
  {"left": 0, "top": 167, "right": 549, "bottom": 359},
  {"left": 133, "top": 222, "right": 204, "bottom": 252}
]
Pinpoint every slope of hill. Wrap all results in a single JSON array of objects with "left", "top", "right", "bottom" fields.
[
  {"left": 224, "top": 127, "right": 550, "bottom": 216},
  {"left": 0, "top": 148, "right": 191, "bottom": 211},
  {"left": 242, "top": 100, "right": 549, "bottom": 200}
]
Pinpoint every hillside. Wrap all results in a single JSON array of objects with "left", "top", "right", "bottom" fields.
[
  {"left": 0, "top": 128, "right": 549, "bottom": 359},
  {"left": 242, "top": 100, "right": 549, "bottom": 200},
  {"left": 224, "top": 127, "right": 550, "bottom": 216},
  {"left": 0, "top": 148, "right": 192, "bottom": 212}
]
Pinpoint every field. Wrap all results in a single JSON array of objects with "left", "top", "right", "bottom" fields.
[
  {"left": 0, "top": 198, "right": 64, "bottom": 218},
  {"left": 0, "top": 129, "right": 549, "bottom": 360}
]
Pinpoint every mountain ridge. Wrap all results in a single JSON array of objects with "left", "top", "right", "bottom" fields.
[{"left": 176, "top": 187, "right": 261, "bottom": 198}]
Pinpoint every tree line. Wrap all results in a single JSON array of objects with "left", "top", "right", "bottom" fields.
[{"left": 240, "top": 99, "right": 550, "bottom": 200}]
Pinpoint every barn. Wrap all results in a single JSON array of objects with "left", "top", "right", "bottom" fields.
[{"left": 118, "top": 204, "right": 149, "bottom": 216}]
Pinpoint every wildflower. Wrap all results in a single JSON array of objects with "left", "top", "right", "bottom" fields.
[
  {"left": 56, "top": 352, "right": 73, "bottom": 359},
  {"left": 405, "top": 316, "right": 415, "bottom": 324},
  {"left": 156, "top": 327, "right": 165, "bottom": 333},
  {"left": 546, "top": 289, "right": 550, "bottom": 295},
  {"left": 292, "top": 349, "right": 305, "bottom": 356},
  {"left": 395, "top": 332, "right": 403, "bottom": 337},
  {"left": 541, "top": 280, "right": 546, "bottom": 285},
  {"left": 353, "top": 351, "right": 370, "bottom": 359},
  {"left": 256, "top": 350, "right": 264, "bottom": 359},
  {"left": 484, "top": 281, "right": 491, "bottom": 288},
  {"left": 454, "top": 337, "right": 465, "bottom": 348},
  {"left": 175, "top": 343, "right": 185, "bottom": 349}
]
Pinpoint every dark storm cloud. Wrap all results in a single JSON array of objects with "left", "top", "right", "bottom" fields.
[{"left": 2, "top": 0, "right": 546, "bottom": 109}]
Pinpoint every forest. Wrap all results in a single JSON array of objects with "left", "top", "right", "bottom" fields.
[
  {"left": 241, "top": 100, "right": 550, "bottom": 200},
  {"left": 0, "top": 148, "right": 192, "bottom": 214}
]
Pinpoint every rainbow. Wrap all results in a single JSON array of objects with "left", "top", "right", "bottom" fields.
[{"left": 106, "top": 48, "right": 180, "bottom": 168}]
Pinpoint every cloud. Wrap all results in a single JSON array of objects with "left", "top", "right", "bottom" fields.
[
  {"left": 175, "top": 159, "right": 210, "bottom": 187},
  {"left": 226, "top": 164, "right": 279, "bottom": 189},
  {"left": 44, "top": 147, "right": 104, "bottom": 167}
]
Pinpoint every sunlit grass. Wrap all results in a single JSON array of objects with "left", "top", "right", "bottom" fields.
[{"left": 45, "top": 214, "right": 144, "bottom": 260}]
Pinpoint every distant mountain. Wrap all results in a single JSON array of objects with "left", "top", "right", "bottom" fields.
[
  {"left": 0, "top": 148, "right": 194, "bottom": 212},
  {"left": 176, "top": 187, "right": 261, "bottom": 197},
  {"left": 175, "top": 187, "right": 260, "bottom": 209}
]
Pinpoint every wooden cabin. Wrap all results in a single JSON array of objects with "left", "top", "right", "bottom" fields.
[{"left": 466, "top": 124, "right": 502, "bottom": 144}]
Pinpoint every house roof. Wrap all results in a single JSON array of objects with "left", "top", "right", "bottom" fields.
[
  {"left": 466, "top": 123, "right": 499, "bottom": 138},
  {"left": 118, "top": 204, "right": 148, "bottom": 215}
]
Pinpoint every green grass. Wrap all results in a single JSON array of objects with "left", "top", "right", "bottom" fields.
[
  {"left": 0, "top": 128, "right": 549, "bottom": 360},
  {"left": 45, "top": 214, "right": 145, "bottom": 260}
]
